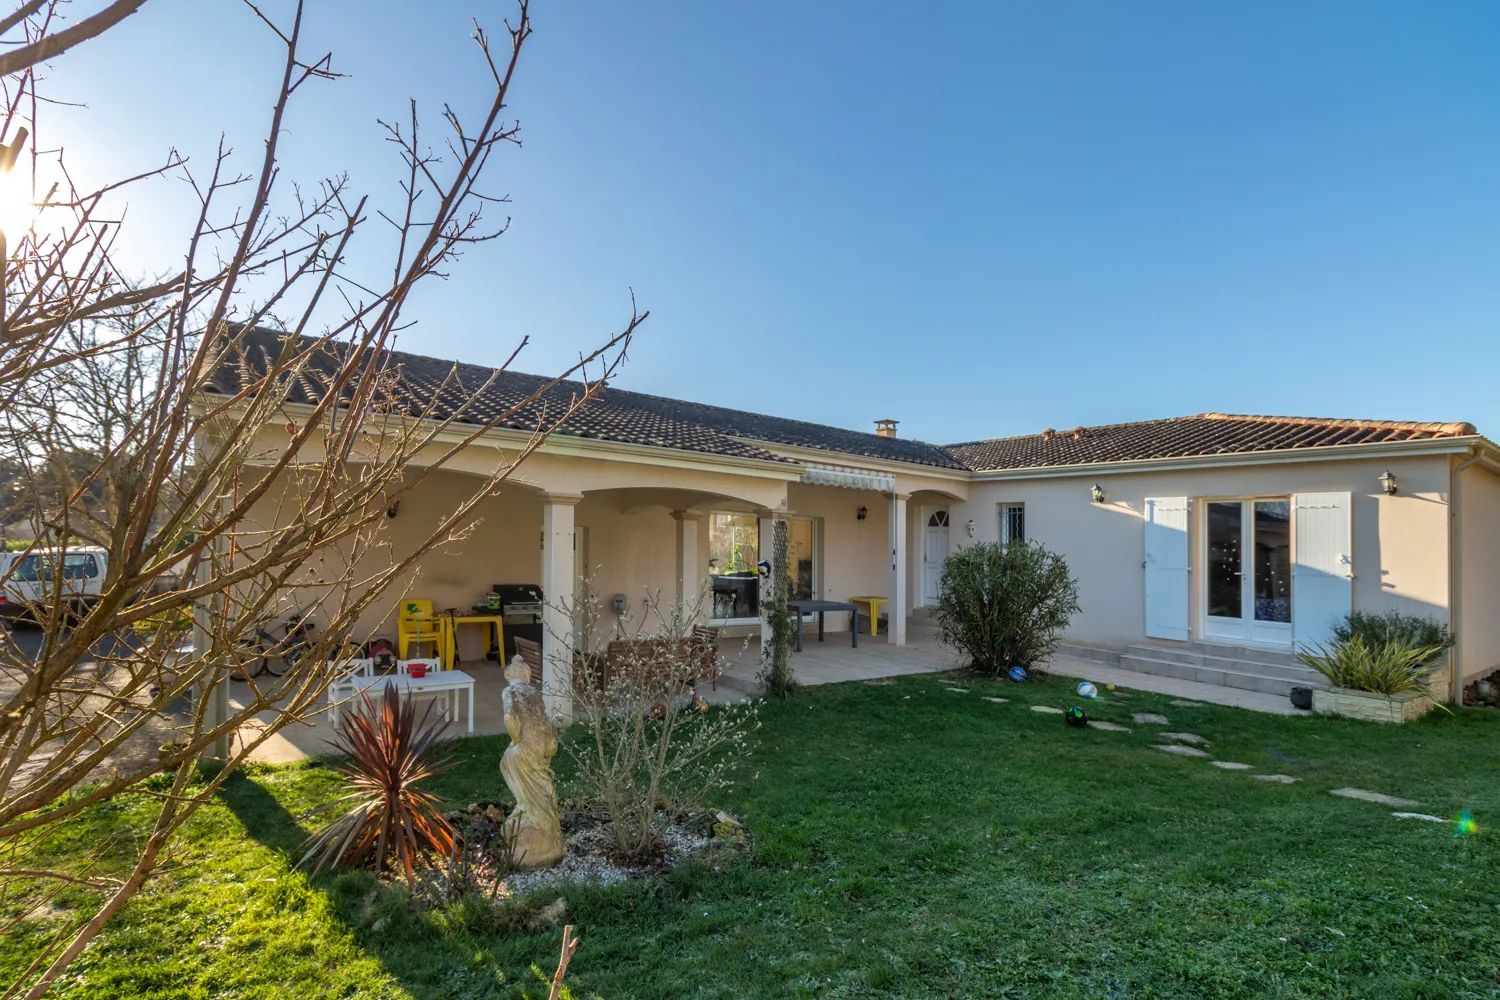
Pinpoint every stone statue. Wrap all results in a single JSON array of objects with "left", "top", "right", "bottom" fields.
[{"left": 499, "top": 655, "right": 564, "bottom": 870}]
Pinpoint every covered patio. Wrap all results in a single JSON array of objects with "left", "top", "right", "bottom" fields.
[{"left": 235, "top": 631, "right": 962, "bottom": 764}]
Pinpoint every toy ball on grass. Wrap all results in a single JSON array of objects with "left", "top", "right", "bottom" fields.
[
  {"left": 1076, "top": 681, "right": 1098, "bottom": 699},
  {"left": 1105, "top": 683, "right": 1116, "bottom": 692},
  {"left": 1007, "top": 666, "right": 1028, "bottom": 684},
  {"left": 1065, "top": 705, "right": 1088, "bottom": 727}
]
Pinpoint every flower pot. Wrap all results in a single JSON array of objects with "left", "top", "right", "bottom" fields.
[
  {"left": 1288, "top": 686, "right": 1314, "bottom": 711},
  {"left": 407, "top": 663, "right": 428, "bottom": 679},
  {"left": 1312, "top": 685, "right": 1434, "bottom": 724}
]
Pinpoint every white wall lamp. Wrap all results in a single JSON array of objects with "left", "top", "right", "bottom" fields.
[
  {"left": 1379, "top": 470, "right": 1398, "bottom": 496},
  {"left": 1090, "top": 483, "right": 1106, "bottom": 504},
  {"left": 966, "top": 519, "right": 975, "bottom": 537}
]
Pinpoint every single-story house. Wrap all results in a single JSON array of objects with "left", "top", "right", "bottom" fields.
[{"left": 216, "top": 329, "right": 1500, "bottom": 708}]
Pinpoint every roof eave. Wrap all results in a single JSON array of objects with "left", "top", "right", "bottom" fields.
[
  {"left": 967, "top": 435, "right": 1494, "bottom": 480},
  {"left": 228, "top": 396, "right": 805, "bottom": 481}
]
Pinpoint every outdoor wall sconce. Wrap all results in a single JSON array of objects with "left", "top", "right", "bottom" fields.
[
  {"left": 385, "top": 501, "right": 400, "bottom": 518},
  {"left": 1379, "top": 470, "right": 1398, "bottom": 496},
  {"left": 1090, "top": 483, "right": 1106, "bottom": 504},
  {"left": 856, "top": 505, "right": 868, "bottom": 521},
  {"left": 966, "top": 519, "right": 976, "bottom": 537}
]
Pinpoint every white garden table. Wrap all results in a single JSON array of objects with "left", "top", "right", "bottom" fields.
[{"left": 327, "top": 663, "right": 476, "bottom": 733}]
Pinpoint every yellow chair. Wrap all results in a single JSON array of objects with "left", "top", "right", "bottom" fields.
[{"left": 397, "top": 599, "right": 445, "bottom": 661}]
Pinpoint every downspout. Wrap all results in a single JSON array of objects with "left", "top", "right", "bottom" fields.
[{"left": 1449, "top": 446, "right": 1483, "bottom": 703}]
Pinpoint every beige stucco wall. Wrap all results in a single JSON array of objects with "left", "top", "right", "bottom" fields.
[
  {"left": 947, "top": 453, "right": 1454, "bottom": 651},
  {"left": 1457, "top": 461, "right": 1500, "bottom": 683},
  {"left": 785, "top": 483, "right": 891, "bottom": 630}
]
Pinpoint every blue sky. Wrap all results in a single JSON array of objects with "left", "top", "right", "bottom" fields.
[{"left": 40, "top": 0, "right": 1500, "bottom": 444}]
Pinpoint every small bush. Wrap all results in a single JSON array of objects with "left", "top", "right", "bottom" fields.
[
  {"left": 564, "top": 579, "right": 757, "bottom": 865},
  {"left": 934, "top": 540, "right": 1080, "bottom": 675},
  {"left": 1296, "top": 636, "right": 1444, "bottom": 695},
  {"left": 1332, "top": 611, "right": 1454, "bottom": 662}
]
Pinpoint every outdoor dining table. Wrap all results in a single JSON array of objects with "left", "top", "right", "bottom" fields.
[{"left": 785, "top": 600, "right": 860, "bottom": 650}]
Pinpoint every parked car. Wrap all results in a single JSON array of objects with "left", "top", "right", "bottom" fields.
[{"left": 0, "top": 546, "right": 109, "bottom": 618}]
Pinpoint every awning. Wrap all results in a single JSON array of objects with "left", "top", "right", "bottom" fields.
[{"left": 799, "top": 466, "right": 895, "bottom": 492}]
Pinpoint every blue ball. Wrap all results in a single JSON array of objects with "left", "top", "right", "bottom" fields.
[
  {"left": 1076, "top": 682, "right": 1098, "bottom": 699},
  {"left": 1008, "top": 666, "right": 1028, "bottom": 683}
]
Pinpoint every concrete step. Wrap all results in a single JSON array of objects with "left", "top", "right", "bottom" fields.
[
  {"left": 1189, "top": 640, "right": 1301, "bottom": 669},
  {"left": 1053, "top": 642, "right": 1121, "bottom": 666},
  {"left": 1117, "top": 653, "right": 1326, "bottom": 697},
  {"left": 1124, "top": 644, "right": 1316, "bottom": 683},
  {"left": 905, "top": 616, "right": 940, "bottom": 636}
]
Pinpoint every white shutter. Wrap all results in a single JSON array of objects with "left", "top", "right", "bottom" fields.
[
  {"left": 1292, "top": 492, "right": 1353, "bottom": 649},
  {"left": 1144, "top": 497, "right": 1190, "bottom": 641}
]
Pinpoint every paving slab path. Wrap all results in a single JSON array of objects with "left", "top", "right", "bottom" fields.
[
  {"left": 1210, "top": 761, "right": 1253, "bottom": 770},
  {"left": 1030, "top": 705, "right": 1065, "bottom": 715},
  {"left": 1086, "top": 720, "right": 1130, "bottom": 732},
  {"left": 1392, "top": 812, "right": 1448, "bottom": 823},
  {"left": 1252, "top": 774, "right": 1299, "bottom": 783},
  {"left": 1133, "top": 713, "right": 1170, "bottom": 725},
  {"left": 1154, "top": 744, "right": 1210, "bottom": 758},
  {"left": 1330, "top": 787, "right": 1420, "bottom": 808},
  {"left": 1159, "top": 732, "right": 1208, "bottom": 745}
]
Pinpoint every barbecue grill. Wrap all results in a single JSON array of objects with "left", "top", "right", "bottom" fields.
[{"left": 485, "top": 583, "right": 543, "bottom": 659}]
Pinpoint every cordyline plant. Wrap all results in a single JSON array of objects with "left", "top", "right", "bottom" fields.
[
  {"left": 558, "top": 575, "right": 757, "bottom": 864},
  {"left": 298, "top": 683, "right": 456, "bottom": 885},
  {"left": 935, "top": 540, "right": 1081, "bottom": 674},
  {"left": 0, "top": 2, "right": 645, "bottom": 996}
]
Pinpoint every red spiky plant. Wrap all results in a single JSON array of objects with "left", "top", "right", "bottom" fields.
[{"left": 299, "top": 683, "right": 457, "bottom": 884}]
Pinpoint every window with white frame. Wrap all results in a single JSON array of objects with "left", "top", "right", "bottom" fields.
[{"left": 1000, "top": 503, "right": 1025, "bottom": 545}]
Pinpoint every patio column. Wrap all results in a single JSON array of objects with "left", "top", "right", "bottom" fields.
[
  {"left": 540, "top": 492, "right": 582, "bottom": 721},
  {"left": 757, "top": 510, "right": 784, "bottom": 652},
  {"left": 889, "top": 492, "right": 909, "bottom": 645},
  {"left": 672, "top": 510, "right": 703, "bottom": 626}
]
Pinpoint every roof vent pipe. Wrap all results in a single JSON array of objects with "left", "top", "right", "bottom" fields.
[{"left": 875, "top": 419, "right": 898, "bottom": 438}]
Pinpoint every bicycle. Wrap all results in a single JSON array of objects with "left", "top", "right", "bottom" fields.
[{"left": 229, "top": 614, "right": 317, "bottom": 681}]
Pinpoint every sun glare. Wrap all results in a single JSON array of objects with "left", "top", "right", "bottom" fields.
[{"left": 0, "top": 169, "right": 37, "bottom": 243}]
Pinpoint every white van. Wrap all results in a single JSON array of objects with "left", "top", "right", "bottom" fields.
[{"left": 0, "top": 547, "right": 108, "bottom": 617}]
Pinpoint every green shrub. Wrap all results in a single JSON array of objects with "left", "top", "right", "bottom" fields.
[
  {"left": 934, "top": 540, "right": 1080, "bottom": 674},
  {"left": 1296, "top": 635, "right": 1444, "bottom": 695},
  {"left": 1332, "top": 610, "right": 1453, "bottom": 662}
]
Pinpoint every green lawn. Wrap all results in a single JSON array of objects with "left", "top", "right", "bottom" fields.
[{"left": 7, "top": 672, "right": 1500, "bottom": 999}]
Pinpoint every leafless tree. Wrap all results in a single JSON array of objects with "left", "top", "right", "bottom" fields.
[{"left": 0, "top": 2, "right": 644, "bottom": 996}]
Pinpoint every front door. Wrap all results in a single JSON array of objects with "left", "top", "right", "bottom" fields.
[
  {"left": 921, "top": 509, "right": 950, "bottom": 605},
  {"left": 1203, "top": 498, "right": 1292, "bottom": 646}
]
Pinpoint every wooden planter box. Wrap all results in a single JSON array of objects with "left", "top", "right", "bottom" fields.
[{"left": 1312, "top": 686, "right": 1435, "bottom": 724}]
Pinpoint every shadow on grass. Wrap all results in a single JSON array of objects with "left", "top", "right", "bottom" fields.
[{"left": 216, "top": 741, "right": 561, "bottom": 1000}]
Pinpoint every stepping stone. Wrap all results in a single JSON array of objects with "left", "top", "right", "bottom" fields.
[
  {"left": 1253, "top": 774, "right": 1299, "bottom": 784},
  {"left": 1169, "top": 700, "right": 1204, "bottom": 708},
  {"left": 943, "top": 687, "right": 969, "bottom": 693},
  {"left": 1153, "top": 744, "right": 1210, "bottom": 758},
  {"left": 1159, "top": 732, "right": 1208, "bottom": 745},
  {"left": 1329, "top": 787, "right": 1420, "bottom": 808},
  {"left": 983, "top": 696, "right": 1009, "bottom": 704},
  {"left": 1030, "top": 705, "right": 1065, "bottom": 715},
  {"left": 1210, "top": 761, "right": 1253, "bottom": 770},
  {"left": 1392, "top": 812, "right": 1448, "bottom": 824},
  {"left": 1133, "top": 713, "right": 1169, "bottom": 725},
  {"left": 1087, "top": 720, "right": 1129, "bottom": 732}
]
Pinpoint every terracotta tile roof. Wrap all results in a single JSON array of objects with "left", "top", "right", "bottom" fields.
[
  {"left": 943, "top": 413, "right": 1480, "bottom": 472},
  {"left": 209, "top": 328, "right": 964, "bottom": 469}
]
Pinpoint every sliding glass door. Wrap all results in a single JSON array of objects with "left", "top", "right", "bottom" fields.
[
  {"left": 708, "top": 514, "right": 818, "bottom": 625},
  {"left": 1202, "top": 498, "right": 1292, "bottom": 646}
]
